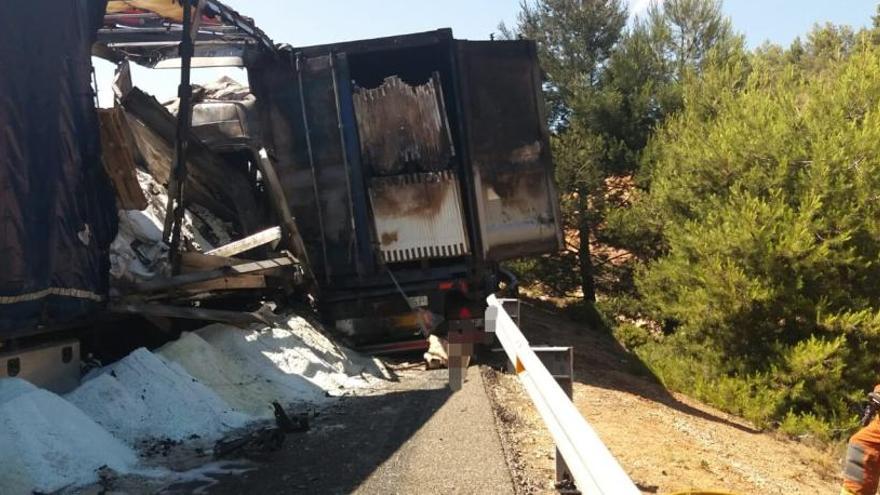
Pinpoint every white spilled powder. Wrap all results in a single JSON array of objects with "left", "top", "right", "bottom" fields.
[
  {"left": 157, "top": 330, "right": 315, "bottom": 417},
  {"left": 158, "top": 318, "right": 387, "bottom": 416},
  {"left": 174, "top": 324, "right": 330, "bottom": 407},
  {"left": 160, "top": 461, "right": 255, "bottom": 495},
  {"left": 0, "top": 314, "right": 386, "bottom": 494},
  {"left": 0, "top": 379, "right": 138, "bottom": 495},
  {"left": 281, "top": 315, "right": 389, "bottom": 387},
  {"left": 67, "top": 348, "right": 251, "bottom": 443}
]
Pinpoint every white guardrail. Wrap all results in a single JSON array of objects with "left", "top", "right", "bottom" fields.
[{"left": 485, "top": 295, "right": 640, "bottom": 494}]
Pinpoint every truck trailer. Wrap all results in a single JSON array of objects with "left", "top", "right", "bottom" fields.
[
  {"left": 1, "top": 2, "right": 563, "bottom": 386},
  {"left": 245, "top": 29, "right": 563, "bottom": 347}
]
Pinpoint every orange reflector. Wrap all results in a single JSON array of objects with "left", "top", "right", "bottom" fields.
[
  {"left": 515, "top": 356, "right": 525, "bottom": 374},
  {"left": 438, "top": 281, "right": 454, "bottom": 290}
]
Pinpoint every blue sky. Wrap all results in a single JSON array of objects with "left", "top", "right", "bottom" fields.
[{"left": 94, "top": 0, "right": 880, "bottom": 106}]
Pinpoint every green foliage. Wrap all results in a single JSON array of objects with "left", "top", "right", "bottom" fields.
[
  {"left": 778, "top": 412, "right": 837, "bottom": 444},
  {"left": 623, "top": 36, "right": 880, "bottom": 439},
  {"left": 504, "top": 0, "right": 880, "bottom": 442},
  {"left": 501, "top": 0, "right": 628, "bottom": 124},
  {"left": 504, "top": 0, "right": 736, "bottom": 300},
  {"left": 612, "top": 321, "right": 652, "bottom": 350},
  {"left": 642, "top": 0, "right": 741, "bottom": 79}
]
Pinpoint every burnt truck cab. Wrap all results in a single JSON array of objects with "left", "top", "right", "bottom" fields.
[{"left": 243, "top": 29, "right": 563, "bottom": 347}]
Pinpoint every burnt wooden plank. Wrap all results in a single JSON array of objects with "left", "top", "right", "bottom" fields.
[
  {"left": 179, "top": 252, "right": 247, "bottom": 273},
  {"left": 133, "top": 256, "right": 294, "bottom": 293},
  {"left": 205, "top": 226, "right": 281, "bottom": 257},
  {"left": 98, "top": 108, "right": 148, "bottom": 210},
  {"left": 109, "top": 302, "right": 270, "bottom": 325},
  {"left": 177, "top": 274, "right": 266, "bottom": 293}
]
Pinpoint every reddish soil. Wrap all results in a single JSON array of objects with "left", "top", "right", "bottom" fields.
[{"left": 484, "top": 302, "right": 841, "bottom": 494}]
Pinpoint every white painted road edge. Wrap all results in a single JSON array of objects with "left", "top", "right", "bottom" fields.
[{"left": 485, "top": 295, "right": 640, "bottom": 495}]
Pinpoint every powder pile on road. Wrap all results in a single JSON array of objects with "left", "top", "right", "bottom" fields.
[
  {"left": 157, "top": 317, "right": 387, "bottom": 416},
  {"left": 67, "top": 348, "right": 252, "bottom": 443},
  {"left": 157, "top": 329, "right": 320, "bottom": 416},
  {"left": 0, "top": 316, "right": 386, "bottom": 494},
  {"left": 0, "top": 378, "right": 139, "bottom": 494}
]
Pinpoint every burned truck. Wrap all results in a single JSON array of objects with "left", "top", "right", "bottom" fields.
[
  {"left": 243, "top": 30, "right": 563, "bottom": 348},
  {"left": 103, "top": 23, "right": 563, "bottom": 348},
  {"left": 2, "top": 0, "right": 561, "bottom": 374}
]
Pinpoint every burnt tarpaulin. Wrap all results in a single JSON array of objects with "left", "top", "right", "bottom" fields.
[{"left": 0, "top": 0, "right": 117, "bottom": 335}]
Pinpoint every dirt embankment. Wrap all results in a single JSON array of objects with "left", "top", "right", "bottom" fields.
[{"left": 483, "top": 303, "right": 841, "bottom": 494}]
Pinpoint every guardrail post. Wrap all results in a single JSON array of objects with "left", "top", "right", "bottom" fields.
[
  {"left": 533, "top": 346, "right": 576, "bottom": 491},
  {"left": 447, "top": 340, "right": 472, "bottom": 391},
  {"left": 485, "top": 295, "right": 640, "bottom": 495}
]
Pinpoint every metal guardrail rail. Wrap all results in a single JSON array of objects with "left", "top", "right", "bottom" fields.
[{"left": 485, "top": 295, "right": 640, "bottom": 494}]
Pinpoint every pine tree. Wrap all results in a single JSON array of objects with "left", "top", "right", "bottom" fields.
[
  {"left": 501, "top": 0, "right": 628, "bottom": 301},
  {"left": 627, "top": 34, "right": 880, "bottom": 438}
]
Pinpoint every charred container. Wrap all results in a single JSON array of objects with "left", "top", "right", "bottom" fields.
[{"left": 248, "top": 29, "right": 562, "bottom": 345}]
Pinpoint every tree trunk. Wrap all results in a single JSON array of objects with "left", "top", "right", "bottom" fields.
[{"left": 577, "top": 193, "right": 597, "bottom": 302}]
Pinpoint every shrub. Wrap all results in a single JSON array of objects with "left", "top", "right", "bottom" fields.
[{"left": 622, "top": 40, "right": 880, "bottom": 438}]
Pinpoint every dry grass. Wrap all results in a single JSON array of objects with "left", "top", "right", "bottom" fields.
[{"left": 483, "top": 303, "right": 841, "bottom": 495}]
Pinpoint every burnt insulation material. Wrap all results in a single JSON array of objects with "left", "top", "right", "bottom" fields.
[{"left": 0, "top": 0, "right": 117, "bottom": 335}]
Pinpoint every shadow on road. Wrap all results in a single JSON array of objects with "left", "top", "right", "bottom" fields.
[{"left": 171, "top": 379, "right": 453, "bottom": 494}]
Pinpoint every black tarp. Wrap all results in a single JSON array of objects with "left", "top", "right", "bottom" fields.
[{"left": 0, "top": 0, "right": 117, "bottom": 336}]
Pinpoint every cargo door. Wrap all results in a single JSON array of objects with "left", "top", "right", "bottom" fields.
[
  {"left": 352, "top": 73, "right": 470, "bottom": 264},
  {"left": 455, "top": 40, "right": 562, "bottom": 261},
  {"left": 248, "top": 53, "right": 373, "bottom": 284}
]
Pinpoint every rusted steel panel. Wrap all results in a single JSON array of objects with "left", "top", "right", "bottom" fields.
[
  {"left": 369, "top": 170, "right": 469, "bottom": 263},
  {"left": 353, "top": 73, "right": 454, "bottom": 175},
  {"left": 456, "top": 40, "right": 563, "bottom": 261}
]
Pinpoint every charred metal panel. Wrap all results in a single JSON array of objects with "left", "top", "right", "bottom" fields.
[
  {"left": 353, "top": 74, "right": 454, "bottom": 175},
  {"left": 121, "top": 88, "right": 262, "bottom": 235},
  {"left": 456, "top": 40, "right": 562, "bottom": 261},
  {"left": 369, "top": 171, "right": 469, "bottom": 263},
  {"left": 298, "top": 29, "right": 453, "bottom": 59},
  {"left": 293, "top": 29, "right": 484, "bottom": 272},
  {"left": 191, "top": 101, "right": 252, "bottom": 146},
  {"left": 248, "top": 52, "right": 372, "bottom": 283}
]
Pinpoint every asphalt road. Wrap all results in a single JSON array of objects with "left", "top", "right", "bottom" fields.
[{"left": 196, "top": 366, "right": 515, "bottom": 495}]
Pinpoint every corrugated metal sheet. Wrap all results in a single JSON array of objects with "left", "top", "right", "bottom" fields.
[
  {"left": 353, "top": 74, "right": 454, "bottom": 175},
  {"left": 369, "top": 171, "right": 469, "bottom": 263}
]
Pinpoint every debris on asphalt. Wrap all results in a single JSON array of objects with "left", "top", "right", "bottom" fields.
[
  {"left": 273, "top": 401, "right": 310, "bottom": 434},
  {"left": 214, "top": 427, "right": 285, "bottom": 459}
]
